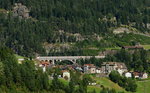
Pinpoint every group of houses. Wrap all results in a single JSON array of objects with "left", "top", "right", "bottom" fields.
[{"left": 37, "top": 61, "right": 148, "bottom": 80}]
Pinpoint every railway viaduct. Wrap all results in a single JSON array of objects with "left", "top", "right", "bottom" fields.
[{"left": 36, "top": 56, "right": 105, "bottom": 64}]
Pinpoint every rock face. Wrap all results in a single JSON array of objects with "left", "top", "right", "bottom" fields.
[
  {"left": 51, "top": 30, "right": 85, "bottom": 43},
  {"left": 113, "top": 27, "right": 130, "bottom": 34},
  {"left": 43, "top": 43, "right": 73, "bottom": 54},
  {"left": 13, "top": 3, "right": 30, "bottom": 19}
]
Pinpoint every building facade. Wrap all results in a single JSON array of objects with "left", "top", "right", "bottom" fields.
[
  {"left": 101, "top": 62, "right": 127, "bottom": 75},
  {"left": 84, "top": 64, "right": 96, "bottom": 74}
]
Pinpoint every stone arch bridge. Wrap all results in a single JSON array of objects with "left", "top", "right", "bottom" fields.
[{"left": 36, "top": 56, "right": 105, "bottom": 64}]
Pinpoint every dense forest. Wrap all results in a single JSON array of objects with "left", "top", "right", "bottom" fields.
[{"left": 0, "top": 0, "right": 150, "bottom": 56}]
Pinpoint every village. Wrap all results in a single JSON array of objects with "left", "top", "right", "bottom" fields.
[
  {"left": 37, "top": 59, "right": 148, "bottom": 83},
  {"left": 17, "top": 45, "right": 149, "bottom": 84},
  {"left": 34, "top": 45, "right": 148, "bottom": 82}
]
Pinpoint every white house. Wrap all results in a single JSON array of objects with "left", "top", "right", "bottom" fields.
[
  {"left": 96, "top": 68, "right": 101, "bottom": 73},
  {"left": 141, "top": 73, "right": 148, "bottom": 79},
  {"left": 125, "top": 72, "right": 132, "bottom": 78},
  {"left": 62, "top": 70, "right": 70, "bottom": 80}
]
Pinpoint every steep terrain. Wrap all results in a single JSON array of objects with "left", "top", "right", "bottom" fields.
[{"left": 0, "top": 0, "right": 150, "bottom": 57}]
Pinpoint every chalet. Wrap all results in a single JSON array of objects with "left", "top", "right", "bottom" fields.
[{"left": 101, "top": 62, "right": 127, "bottom": 75}]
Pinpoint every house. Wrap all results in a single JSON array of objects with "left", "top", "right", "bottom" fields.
[
  {"left": 84, "top": 64, "right": 96, "bottom": 74},
  {"left": 116, "top": 63, "right": 128, "bottom": 75},
  {"left": 75, "top": 66, "right": 83, "bottom": 72},
  {"left": 141, "top": 73, "right": 148, "bottom": 79},
  {"left": 125, "top": 72, "right": 132, "bottom": 78},
  {"left": 132, "top": 72, "right": 148, "bottom": 79},
  {"left": 101, "top": 62, "right": 127, "bottom": 75},
  {"left": 39, "top": 61, "right": 50, "bottom": 72},
  {"left": 39, "top": 62, "right": 50, "bottom": 67},
  {"left": 132, "top": 72, "right": 140, "bottom": 78},
  {"left": 62, "top": 70, "right": 70, "bottom": 80},
  {"left": 96, "top": 68, "right": 101, "bottom": 73}
]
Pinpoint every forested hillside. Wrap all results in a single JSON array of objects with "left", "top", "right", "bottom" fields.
[{"left": 0, "top": 0, "right": 150, "bottom": 56}]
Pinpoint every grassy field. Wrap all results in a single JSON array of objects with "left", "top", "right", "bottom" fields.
[
  {"left": 87, "top": 77, "right": 150, "bottom": 93},
  {"left": 87, "top": 86, "right": 101, "bottom": 93},
  {"left": 136, "top": 80, "right": 150, "bottom": 93},
  {"left": 141, "top": 45, "right": 150, "bottom": 50},
  {"left": 87, "top": 77, "right": 128, "bottom": 93},
  {"left": 49, "top": 77, "right": 150, "bottom": 93},
  {"left": 50, "top": 77, "right": 128, "bottom": 93}
]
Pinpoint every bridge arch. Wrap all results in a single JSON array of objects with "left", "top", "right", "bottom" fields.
[{"left": 55, "top": 60, "right": 74, "bottom": 65}]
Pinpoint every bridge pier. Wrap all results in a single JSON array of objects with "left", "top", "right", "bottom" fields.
[{"left": 52, "top": 60, "right": 55, "bottom": 65}]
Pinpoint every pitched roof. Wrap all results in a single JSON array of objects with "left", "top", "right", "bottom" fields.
[
  {"left": 62, "top": 70, "right": 69, "bottom": 73},
  {"left": 84, "top": 64, "right": 94, "bottom": 67},
  {"left": 40, "top": 62, "right": 50, "bottom": 65}
]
